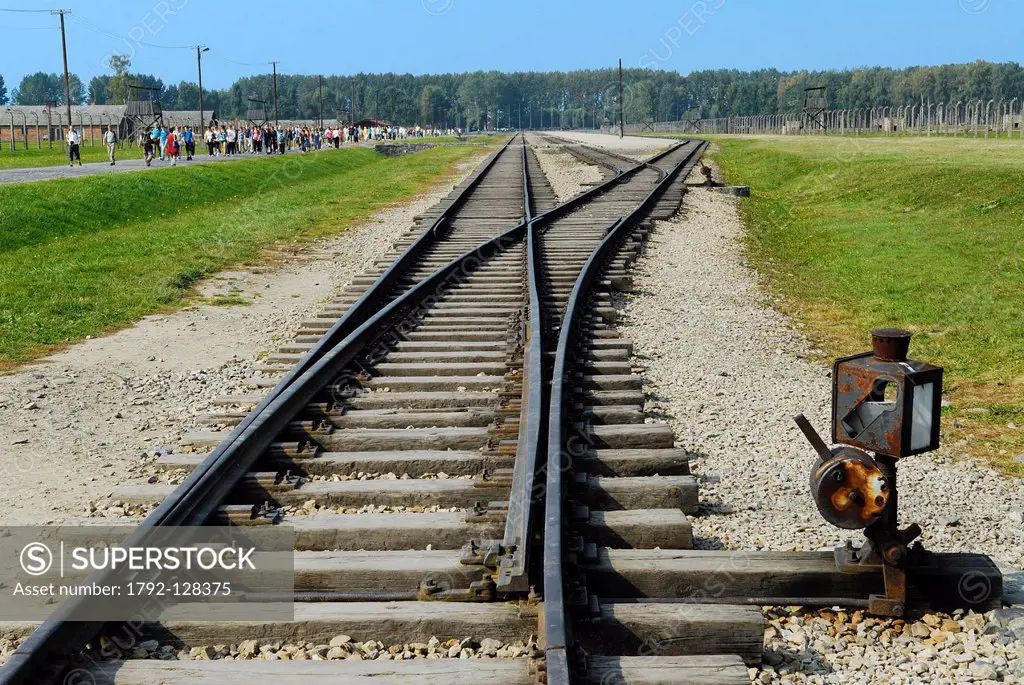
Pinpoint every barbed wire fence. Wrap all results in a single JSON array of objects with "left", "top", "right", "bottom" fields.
[{"left": 602, "top": 98, "right": 1024, "bottom": 138}]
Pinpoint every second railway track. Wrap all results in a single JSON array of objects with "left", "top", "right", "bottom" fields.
[{"left": 0, "top": 134, "right": 768, "bottom": 685}]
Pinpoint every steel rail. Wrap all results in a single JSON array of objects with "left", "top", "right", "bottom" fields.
[
  {"left": 0, "top": 138, "right": 690, "bottom": 684},
  {"left": 540, "top": 134, "right": 638, "bottom": 175},
  {"left": 163, "top": 134, "right": 520, "bottom": 523},
  {"left": 495, "top": 140, "right": 685, "bottom": 592},
  {"left": 148, "top": 134, "right": 521, "bottom": 529},
  {"left": 541, "top": 140, "right": 708, "bottom": 685},
  {"left": 0, "top": 135, "right": 520, "bottom": 685},
  {"left": 1, "top": 221, "right": 534, "bottom": 685},
  {"left": 497, "top": 138, "right": 541, "bottom": 591}
]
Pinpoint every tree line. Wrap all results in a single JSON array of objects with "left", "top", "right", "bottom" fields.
[{"left": 2, "top": 60, "right": 1022, "bottom": 126}]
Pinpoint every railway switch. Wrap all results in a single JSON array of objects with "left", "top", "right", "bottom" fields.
[{"left": 795, "top": 328, "right": 944, "bottom": 617}]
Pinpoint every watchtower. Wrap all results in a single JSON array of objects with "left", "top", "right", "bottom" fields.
[
  {"left": 247, "top": 97, "right": 269, "bottom": 128},
  {"left": 803, "top": 86, "right": 827, "bottom": 130},
  {"left": 125, "top": 83, "right": 163, "bottom": 141}
]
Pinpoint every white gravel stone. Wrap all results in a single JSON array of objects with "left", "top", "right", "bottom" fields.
[
  {"left": 617, "top": 169, "right": 1023, "bottom": 567},
  {"left": 524, "top": 133, "right": 604, "bottom": 201},
  {"left": 102, "top": 636, "right": 541, "bottom": 662},
  {"left": 615, "top": 160, "right": 1024, "bottom": 683},
  {"left": 543, "top": 131, "right": 672, "bottom": 160}
]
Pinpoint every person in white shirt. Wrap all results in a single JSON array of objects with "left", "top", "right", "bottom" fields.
[
  {"left": 104, "top": 127, "right": 117, "bottom": 165},
  {"left": 67, "top": 126, "right": 82, "bottom": 167}
]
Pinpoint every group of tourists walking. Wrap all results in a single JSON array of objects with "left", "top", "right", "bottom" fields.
[
  {"left": 61, "top": 121, "right": 461, "bottom": 169},
  {"left": 137, "top": 126, "right": 196, "bottom": 166}
]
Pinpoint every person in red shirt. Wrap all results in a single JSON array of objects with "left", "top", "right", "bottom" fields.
[{"left": 166, "top": 128, "right": 179, "bottom": 166}]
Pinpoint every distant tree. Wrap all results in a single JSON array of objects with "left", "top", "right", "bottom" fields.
[
  {"left": 0, "top": 74, "right": 7, "bottom": 105},
  {"left": 107, "top": 54, "right": 132, "bottom": 104},
  {"left": 162, "top": 83, "right": 179, "bottom": 109},
  {"left": 39, "top": 60, "right": 1019, "bottom": 126},
  {"left": 420, "top": 84, "right": 445, "bottom": 125},
  {"left": 68, "top": 73, "right": 86, "bottom": 105},
  {"left": 12, "top": 72, "right": 82, "bottom": 105},
  {"left": 88, "top": 75, "right": 110, "bottom": 104},
  {"left": 626, "top": 79, "right": 656, "bottom": 123},
  {"left": 175, "top": 81, "right": 199, "bottom": 110}
]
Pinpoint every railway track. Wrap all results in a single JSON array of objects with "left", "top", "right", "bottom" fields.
[
  {"left": 533, "top": 133, "right": 641, "bottom": 178},
  {"left": 3, "top": 133, "right": 1003, "bottom": 685},
  {"left": 0, "top": 135, "right": 759, "bottom": 685}
]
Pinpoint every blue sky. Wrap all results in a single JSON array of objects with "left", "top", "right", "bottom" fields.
[{"left": 0, "top": 0, "right": 1018, "bottom": 92}]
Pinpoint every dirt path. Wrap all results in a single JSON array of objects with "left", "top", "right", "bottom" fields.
[{"left": 0, "top": 154, "right": 485, "bottom": 525}]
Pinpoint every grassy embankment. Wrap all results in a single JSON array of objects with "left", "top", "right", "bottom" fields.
[
  {"left": 0, "top": 143, "right": 492, "bottom": 369},
  {"left": 702, "top": 135, "right": 1024, "bottom": 475}
]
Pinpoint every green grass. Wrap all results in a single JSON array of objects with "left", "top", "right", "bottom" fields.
[
  {"left": 202, "top": 294, "right": 252, "bottom": 307},
  {"left": 696, "top": 134, "right": 1024, "bottom": 474},
  {"left": 0, "top": 144, "right": 489, "bottom": 368},
  {"left": 0, "top": 144, "right": 111, "bottom": 169}
]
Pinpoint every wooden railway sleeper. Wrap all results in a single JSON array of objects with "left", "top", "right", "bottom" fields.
[
  {"left": 494, "top": 438, "right": 519, "bottom": 456},
  {"left": 465, "top": 500, "right": 509, "bottom": 523},
  {"left": 418, "top": 572, "right": 496, "bottom": 602},
  {"left": 247, "top": 470, "right": 306, "bottom": 490},
  {"left": 292, "top": 419, "right": 334, "bottom": 435},
  {"left": 261, "top": 440, "right": 320, "bottom": 458},
  {"left": 474, "top": 467, "right": 515, "bottom": 488},
  {"left": 216, "top": 502, "right": 283, "bottom": 525},
  {"left": 488, "top": 418, "right": 520, "bottom": 437},
  {"left": 459, "top": 539, "right": 544, "bottom": 603},
  {"left": 460, "top": 538, "right": 508, "bottom": 569}
]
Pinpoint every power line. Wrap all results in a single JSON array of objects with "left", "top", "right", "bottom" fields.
[
  {"left": 213, "top": 53, "right": 267, "bottom": 68},
  {"left": 0, "top": 7, "right": 59, "bottom": 11},
  {"left": 66, "top": 13, "right": 121, "bottom": 40},
  {"left": 137, "top": 41, "right": 197, "bottom": 50}
]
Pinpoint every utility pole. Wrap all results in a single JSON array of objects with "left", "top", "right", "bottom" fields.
[
  {"left": 318, "top": 75, "right": 324, "bottom": 130},
  {"left": 618, "top": 58, "right": 624, "bottom": 138},
  {"left": 269, "top": 61, "right": 280, "bottom": 127},
  {"left": 197, "top": 45, "right": 209, "bottom": 132},
  {"left": 53, "top": 9, "right": 72, "bottom": 135}
]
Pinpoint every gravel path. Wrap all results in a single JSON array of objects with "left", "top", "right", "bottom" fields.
[
  {"left": 524, "top": 133, "right": 604, "bottom": 201},
  {"left": 542, "top": 131, "right": 672, "bottom": 160},
  {"left": 0, "top": 144, "right": 372, "bottom": 186},
  {"left": 616, "top": 165, "right": 1023, "bottom": 683},
  {"left": 0, "top": 151, "right": 488, "bottom": 526}
]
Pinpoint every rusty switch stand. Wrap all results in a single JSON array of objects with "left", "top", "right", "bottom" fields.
[
  {"left": 834, "top": 454, "right": 925, "bottom": 617},
  {"left": 797, "top": 328, "right": 947, "bottom": 617}
]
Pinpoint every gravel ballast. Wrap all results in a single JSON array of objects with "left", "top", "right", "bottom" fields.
[
  {"left": 615, "top": 162, "right": 1023, "bottom": 683},
  {"left": 524, "top": 133, "right": 604, "bottom": 201},
  {"left": 543, "top": 130, "right": 672, "bottom": 160},
  {"left": 83, "top": 634, "right": 540, "bottom": 662},
  {"left": 0, "top": 151, "right": 490, "bottom": 526}
]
